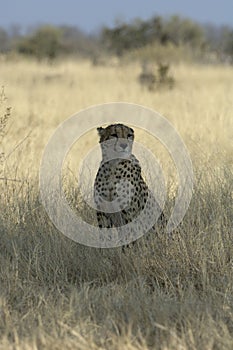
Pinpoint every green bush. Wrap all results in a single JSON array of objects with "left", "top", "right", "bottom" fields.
[
  {"left": 17, "top": 26, "right": 63, "bottom": 61},
  {"left": 138, "top": 62, "right": 175, "bottom": 91}
]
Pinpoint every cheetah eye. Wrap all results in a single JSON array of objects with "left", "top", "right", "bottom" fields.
[
  {"left": 127, "top": 134, "right": 133, "bottom": 140},
  {"left": 111, "top": 133, "right": 118, "bottom": 138}
]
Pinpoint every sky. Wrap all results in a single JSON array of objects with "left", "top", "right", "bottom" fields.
[{"left": 0, "top": 0, "right": 233, "bottom": 33}]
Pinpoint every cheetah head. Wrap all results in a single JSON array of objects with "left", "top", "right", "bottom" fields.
[{"left": 97, "top": 123, "right": 134, "bottom": 160}]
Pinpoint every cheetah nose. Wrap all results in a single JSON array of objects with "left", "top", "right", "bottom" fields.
[{"left": 120, "top": 143, "right": 128, "bottom": 150}]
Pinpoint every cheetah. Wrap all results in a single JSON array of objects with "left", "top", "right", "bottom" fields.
[{"left": 94, "top": 123, "right": 166, "bottom": 245}]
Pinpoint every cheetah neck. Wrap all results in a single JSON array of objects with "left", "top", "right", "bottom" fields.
[{"left": 100, "top": 154, "right": 139, "bottom": 166}]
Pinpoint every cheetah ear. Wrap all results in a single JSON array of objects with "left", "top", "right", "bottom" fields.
[{"left": 97, "top": 127, "right": 105, "bottom": 137}]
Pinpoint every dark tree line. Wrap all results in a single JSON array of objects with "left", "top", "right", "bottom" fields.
[
  {"left": 102, "top": 17, "right": 169, "bottom": 56},
  {"left": 0, "top": 25, "right": 99, "bottom": 60},
  {"left": 0, "top": 15, "right": 232, "bottom": 62},
  {"left": 102, "top": 16, "right": 206, "bottom": 55},
  {"left": 102, "top": 15, "right": 233, "bottom": 60}
]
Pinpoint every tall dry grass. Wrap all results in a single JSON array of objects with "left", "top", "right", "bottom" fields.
[{"left": 0, "top": 57, "right": 232, "bottom": 349}]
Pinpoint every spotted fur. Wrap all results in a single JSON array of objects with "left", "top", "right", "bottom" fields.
[{"left": 94, "top": 123, "right": 166, "bottom": 243}]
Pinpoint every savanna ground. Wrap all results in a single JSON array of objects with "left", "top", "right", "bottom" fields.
[{"left": 0, "top": 56, "right": 232, "bottom": 349}]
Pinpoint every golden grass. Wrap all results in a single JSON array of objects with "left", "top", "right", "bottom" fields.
[
  {"left": 0, "top": 57, "right": 232, "bottom": 349},
  {"left": 0, "top": 58, "right": 232, "bottom": 168}
]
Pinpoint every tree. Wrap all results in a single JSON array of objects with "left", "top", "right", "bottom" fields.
[
  {"left": 0, "top": 28, "right": 9, "bottom": 53},
  {"left": 60, "top": 25, "right": 98, "bottom": 56},
  {"left": 221, "top": 27, "right": 233, "bottom": 59},
  {"left": 164, "top": 16, "right": 205, "bottom": 48},
  {"left": 17, "top": 26, "right": 63, "bottom": 60},
  {"left": 101, "top": 16, "right": 167, "bottom": 56}
]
